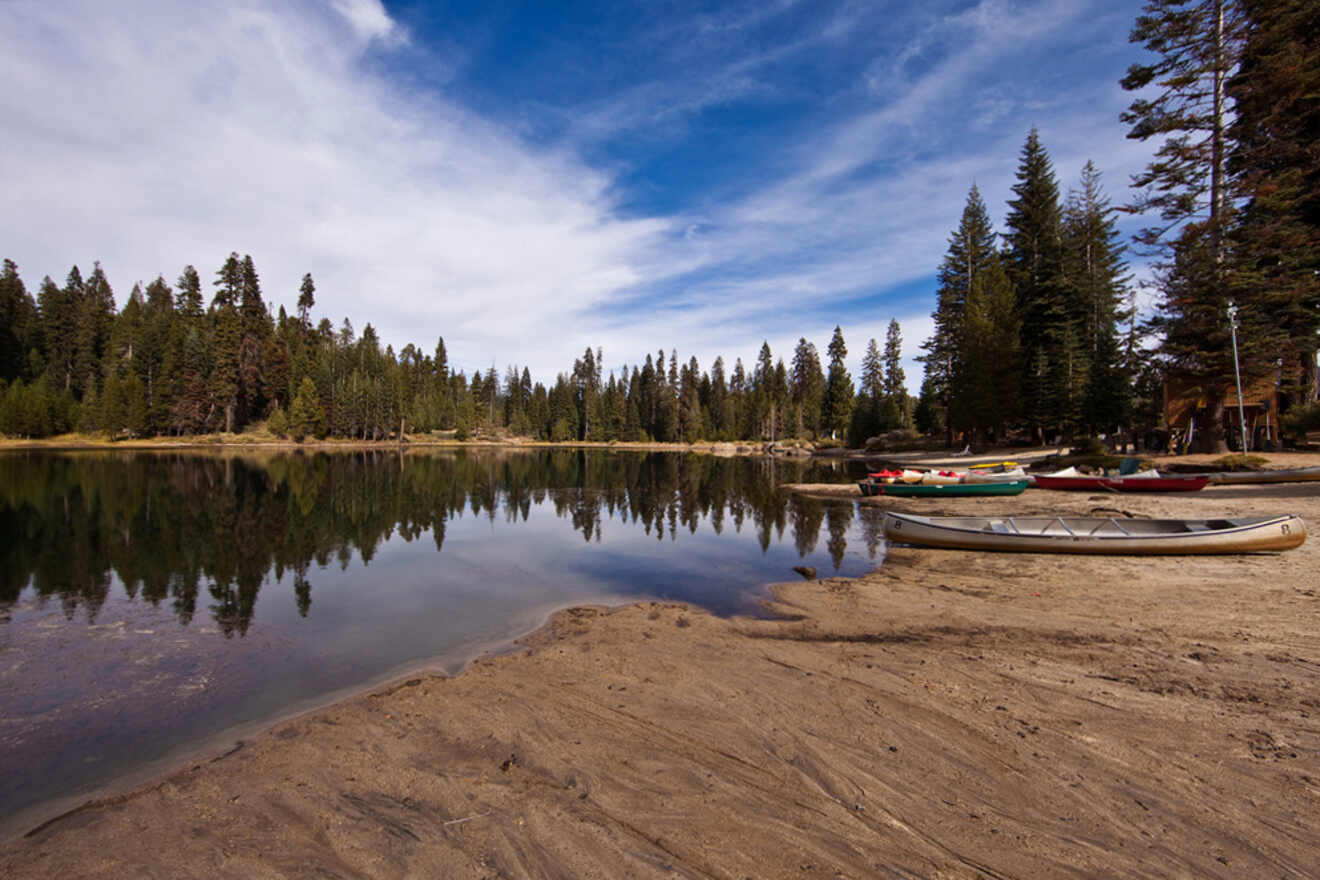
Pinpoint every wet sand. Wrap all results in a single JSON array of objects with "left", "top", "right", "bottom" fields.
[{"left": 2, "top": 455, "right": 1319, "bottom": 878}]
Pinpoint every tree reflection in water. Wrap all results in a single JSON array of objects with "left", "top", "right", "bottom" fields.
[{"left": 0, "top": 449, "right": 877, "bottom": 636}]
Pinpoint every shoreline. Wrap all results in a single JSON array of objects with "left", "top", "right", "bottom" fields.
[
  {"left": 3, "top": 464, "right": 1319, "bottom": 876},
  {"left": 0, "top": 589, "right": 667, "bottom": 845},
  {"left": 0, "top": 435, "right": 789, "bottom": 455}
]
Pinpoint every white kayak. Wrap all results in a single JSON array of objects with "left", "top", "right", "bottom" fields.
[{"left": 882, "top": 511, "right": 1307, "bottom": 554}]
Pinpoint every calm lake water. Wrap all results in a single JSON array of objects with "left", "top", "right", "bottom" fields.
[{"left": 0, "top": 448, "right": 881, "bottom": 833}]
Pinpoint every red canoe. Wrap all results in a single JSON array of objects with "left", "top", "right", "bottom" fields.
[{"left": 1033, "top": 473, "right": 1210, "bottom": 492}]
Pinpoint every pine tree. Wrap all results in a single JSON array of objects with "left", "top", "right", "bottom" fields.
[
  {"left": 288, "top": 376, "right": 325, "bottom": 441},
  {"left": 1121, "top": 0, "right": 1248, "bottom": 451},
  {"left": 789, "top": 338, "right": 825, "bottom": 438},
  {"left": 679, "top": 356, "right": 704, "bottom": 442},
  {"left": 882, "top": 319, "right": 908, "bottom": 427},
  {"left": 1004, "top": 129, "right": 1065, "bottom": 440},
  {"left": 822, "top": 327, "right": 853, "bottom": 440},
  {"left": 138, "top": 276, "right": 175, "bottom": 433},
  {"left": 1227, "top": 0, "right": 1320, "bottom": 403},
  {"left": 859, "top": 338, "right": 883, "bottom": 399},
  {"left": 707, "top": 356, "right": 729, "bottom": 439},
  {"left": 848, "top": 337, "right": 886, "bottom": 446},
  {"left": 1062, "top": 161, "right": 1133, "bottom": 434},
  {"left": 951, "top": 256, "right": 1020, "bottom": 442},
  {"left": 297, "top": 273, "right": 316, "bottom": 333},
  {"left": 0, "top": 260, "right": 37, "bottom": 383},
  {"left": 237, "top": 255, "right": 270, "bottom": 426},
  {"left": 913, "top": 374, "right": 943, "bottom": 437},
  {"left": 168, "top": 266, "right": 209, "bottom": 435},
  {"left": 210, "top": 256, "right": 243, "bottom": 433},
  {"left": 38, "top": 276, "right": 74, "bottom": 392},
  {"left": 176, "top": 265, "right": 204, "bottom": 316},
  {"left": 920, "top": 186, "right": 999, "bottom": 445},
  {"left": 753, "top": 341, "right": 775, "bottom": 440}
]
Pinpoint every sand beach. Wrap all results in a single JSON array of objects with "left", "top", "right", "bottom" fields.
[{"left": 3, "top": 453, "right": 1318, "bottom": 878}]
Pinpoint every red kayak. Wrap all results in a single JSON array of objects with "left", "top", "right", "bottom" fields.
[{"left": 1033, "top": 473, "right": 1210, "bottom": 492}]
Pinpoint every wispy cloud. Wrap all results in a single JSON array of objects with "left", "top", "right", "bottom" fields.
[
  {"left": 0, "top": 0, "right": 1151, "bottom": 388},
  {"left": 0, "top": 0, "right": 675, "bottom": 377}
]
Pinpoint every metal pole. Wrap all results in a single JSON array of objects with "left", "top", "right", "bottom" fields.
[{"left": 1227, "top": 301, "right": 1248, "bottom": 452}]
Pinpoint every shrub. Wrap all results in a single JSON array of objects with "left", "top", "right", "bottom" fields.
[
  {"left": 1282, "top": 403, "right": 1320, "bottom": 439},
  {"left": 267, "top": 405, "right": 288, "bottom": 438}
]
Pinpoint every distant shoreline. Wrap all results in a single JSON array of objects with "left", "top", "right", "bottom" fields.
[{"left": 0, "top": 434, "right": 817, "bottom": 456}]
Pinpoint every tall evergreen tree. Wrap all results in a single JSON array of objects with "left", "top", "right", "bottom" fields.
[
  {"left": 859, "top": 338, "right": 883, "bottom": 399},
  {"left": 1004, "top": 129, "right": 1065, "bottom": 439},
  {"left": 0, "top": 260, "right": 37, "bottom": 382},
  {"left": 1227, "top": 0, "right": 1320, "bottom": 404},
  {"left": 848, "top": 337, "right": 888, "bottom": 446},
  {"left": 752, "top": 341, "right": 775, "bottom": 440},
  {"left": 1062, "top": 161, "right": 1133, "bottom": 433},
  {"left": 789, "top": 338, "right": 825, "bottom": 439},
  {"left": 74, "top": 262, "right": 116, "bottom": 400},
  {"left": 882, "top": 319, "right": 908, "bottom": 427},
  {"left": 1122, "top": 0, "right": 1248, "bottom": 451},
  {"left": 297, "top": 273, "right": 316, "bottom": 332},
  {"left": 38, "top": 274, "right": 75, "bottom": 392},
  {"left": 237, "top": 255, "right": 270, "bottom": 422},
  {"left": 951, "top": 255, "right": 1021, "bottom": 442},
  {"left": 210, "top": 255, "right": 243, "bottom": 432},
  {"left": 822, "top": 326, "right": 853, "bottom": 440},
  {"left": 138, "top": 276, "right": 175, "bottom": 432},
  {"left": 920, "top": 186, "right": 999, "bottom": 445}
]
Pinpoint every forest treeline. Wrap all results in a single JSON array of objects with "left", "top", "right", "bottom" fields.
[
  {"left": 915, "top": 0, "right": 1319, "bottom": 452},
  {"left": 0, "top": 253, "right": 911, "bottom": 445}
]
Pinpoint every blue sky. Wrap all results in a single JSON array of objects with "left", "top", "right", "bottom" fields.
[{"left": 0, "top": 0, "right": 1155, "bottom": 387}]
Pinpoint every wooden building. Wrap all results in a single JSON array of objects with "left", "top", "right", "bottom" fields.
[{"left": 1163, "top": 370, "right": 1284, "bottom": 451}]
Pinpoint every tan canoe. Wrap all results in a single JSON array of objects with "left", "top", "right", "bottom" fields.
[{"left": 882, "top": 512, "right": 1307, "bottom": 554}]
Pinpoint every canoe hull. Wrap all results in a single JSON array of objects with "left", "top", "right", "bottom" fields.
[
  {"left": 858, "top": 480, "right": 1030, "bottom": 497},
  {"left": 1032, "top": 475, "right": 1209, "bottom": 492},
  {"left": 1206, "top": 467, "right": 1320, "bottom": 484},
  {"left": 882, "top": 512, "right": 1307, "bottom": 554}
]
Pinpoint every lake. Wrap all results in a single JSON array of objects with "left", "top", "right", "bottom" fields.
[{"left": 0, "top": 448, "right": 881, "bottom": 833}]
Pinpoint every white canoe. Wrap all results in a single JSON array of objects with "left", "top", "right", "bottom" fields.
[
  {"left": 882, "top": 511, "right": 1307, "bottom": 554},
  {"left": 962, "top": 466, "right": 1029, "bottom": 484},
  {"left": 1205, "top": 467, "right": 1320, "bottom": 485}
]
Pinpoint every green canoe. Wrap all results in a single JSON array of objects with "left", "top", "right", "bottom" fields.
[{"left": 857, "top": 479, "right": 1030, "bottom": 498}]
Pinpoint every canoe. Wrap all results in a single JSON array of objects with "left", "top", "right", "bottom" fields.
[
  {"left": 1205, "top": 467, "right": 1320, "bottom": 485},
  {"left": 882, "top": 511, "right": 1307, "bottom": 554},
  {"left": 962, "top": 466, "right": 1030, "bottom": 484},
  {"left": 1032, "top": 468, "right": 1209, "bottom": 492},
  {"left": 857, "top": 479, "right": 1030, "bottom": 497},
  {"left": 866, "top": 469, "right": 967, "bottom": 485},
  {"left": 866, "top": 467, "right": 1030, "bottom": 485}
]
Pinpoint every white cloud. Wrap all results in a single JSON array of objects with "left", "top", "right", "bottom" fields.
[
  {"left": 330, "top": 0, "right": 402, "bottom": 46},
  {"left": 0, "top": 0, "right": 1153, "bottom": 391},
  {"left": 0, "top": 0, "right": 674, "bottom": 379}
]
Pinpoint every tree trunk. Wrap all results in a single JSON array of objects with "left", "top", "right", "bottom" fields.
[
  {"left": 1300, "top": 351, "right": 1319, "bottom": 405},
  {"left": 1198, "top": 391, "right": 1230, "bottom": 453}
]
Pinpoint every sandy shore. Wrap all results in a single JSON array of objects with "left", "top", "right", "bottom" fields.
[{"left": 3, "top": 455, "right": 1319, "bottom": 878}]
